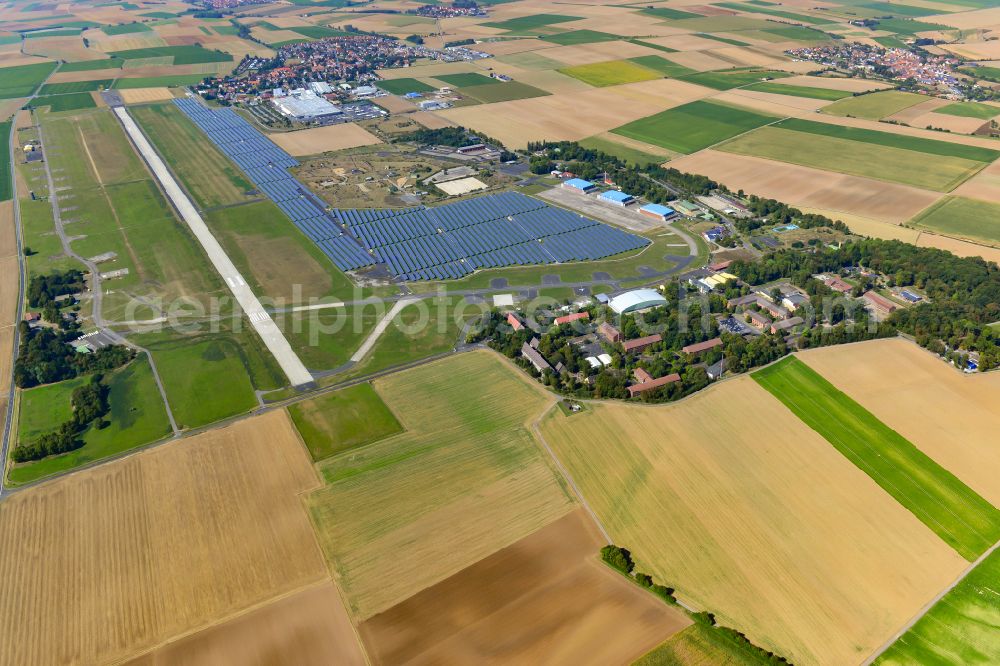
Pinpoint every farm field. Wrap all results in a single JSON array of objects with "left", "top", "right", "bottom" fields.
[
  {"left": 113, "top": 74, "right": 207, "bottom": 88},
  {"left": 0, "top": 120, "right": 10, "bottom": 201},
  {"left": 937, "top": 101, "right": 1000, "bottom": 119},
  {"left": 459, "top": 80, "right": 550, "bottom": 103},
  {"left": 559, "top": 59, "right": 663, "bottom": 87},
  {"left": 742, "top": 81, "right": 853, "bottom": 100},
  {"left": 579, "top": 133, "right": 673, "bottom": 165},
  {"left": 716, "top": 125, "right": 987, "bottom": 191},
  {"left": 910, "top": 195, "right": 1000, "bottom": 246},
  {"left": 0, "top": 61, "right": 56, "bottom": 98},
  {"left": 267, "top": 122, "right": 382, "bottom": 155},
  {"left": 876, "top": 547, "right": 1000, "bottom": 665},
  {"left": 754, "top": 356, "right": 1000, "bottom": 561},
  {"left": 9, "top": 356, "right": 172, "bottom": 485},
  {"left": 798, "top": 339, "right": 1000, "bottom": 508},
  {"left": 37, "top": 78, "right": 113, "bottom": 95},
  {"left": 483, "top": 13, "right": 581, "bottom": 32},
  {"left": 305, "top": 351, "right": 576, "bottom": 620},
  {"left": 375, "top": 77, "right": 435, "bottom": 95},
  {"left": 359, "top": 509, "right": 691, "bottom": 665},
  {"left": 822, "top": 90, "right": 927, "bottom": 119},
  {"left": 0, "top": 410, "right": 329, "bottom": 666},
  {"left": 676, "top": 68, "right": 791, "bottom": 90},
  {"left": 108, "top": 45, "right": 233, "bottom": 65},
  {"left": 118, "top": 87, "right": 175, "bottom": 104},
  {"left": 125, "top": 582, "right": 365, "bottom": 666},
  {"left": 28, "top": 92, "right": 96, "bottom": 112},
  {"left": 432, "top": 72, "right": 497, "bottom": 88},
  {"left": 287, "top": 382, "right": 402, "bottom": 462},
  {"left": 635, "top": 622, "right": 776, "bottom": 666},
  {"left": 539, "top": 374, "right": 967, "bottom": 665},
  {"left": 613, "top": 100, "right": 779, "bottom": 154}
]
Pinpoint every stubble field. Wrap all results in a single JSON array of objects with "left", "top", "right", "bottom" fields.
[
  {"left": 0, "top": 410, "right": 329, "bottom": 666},
  {"left": 539, "top": 374, "right": 967, "bottom": 665},
  {"left": 268, "top": 122, "right": 383, "bottom": 156}
]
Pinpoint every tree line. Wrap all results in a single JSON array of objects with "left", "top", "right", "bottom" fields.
[
  {"left": 14, "top": 322, "right": 135, "bottom": 388},
  {"left": 12, "top": 374, "right": 110, "bottom": 463}
]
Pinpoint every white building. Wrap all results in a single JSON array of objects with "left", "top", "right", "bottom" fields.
[
  {"left": 309, "top": 81, "right": 333, "bottom": 95},
  {"left": 272, "top": 88, "right": 342, "bottom": 121}
]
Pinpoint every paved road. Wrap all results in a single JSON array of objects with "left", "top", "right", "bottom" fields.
[
  {"left": 113, "top": 106, "right": 314, "bottom": 387},
  {"left": 350, "top": 297, "right": 418, "bottom": 363}
]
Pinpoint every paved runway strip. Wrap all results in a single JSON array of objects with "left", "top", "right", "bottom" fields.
[{"left": 114, "top": 106, "right": 314, "bottom": 387}]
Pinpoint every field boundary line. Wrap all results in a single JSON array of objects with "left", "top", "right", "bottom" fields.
[{"left": 862, "top": 537, "right": 1000, "bottom": 665}]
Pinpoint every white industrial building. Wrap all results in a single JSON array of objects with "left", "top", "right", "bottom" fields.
[
  {"left": 608, "top": 288, "right": 667, "bottom": 315},
  {"left": 272, "top": 88, "right": 342, "bottom": 121},
  {"left": 309, "top": 81, "right": 333, "bottom": 95}
]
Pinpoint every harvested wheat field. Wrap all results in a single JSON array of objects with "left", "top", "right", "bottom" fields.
[
  {"left": 799, "top": 339, "right": 1000, "bottom": 507},
  {"left": 0, "top": 256, "right": 18, "bottom": 325},
  {"left": 269, "top": 123, "right": 382, "bottom": 156},
  {"left": 886, "top": 97, "right": 949, "bottom": 124},
  {"left": 0, "top": 326, "right": 11, "bottom": 389},
  {"left": 0, "top": 200, "right": 14, "bottom": 258},
  {"left": 371, "top": 94, "right": 416, "bottom": 113},
  {"left": 439, "top": 78, "right": 711, "bottom": 148},
  {"left": 0, "top": 98, "right": 24, "bottom": 123},
  {"left": 360, "top": 509, "right": 690, "bottom": 666},
  {"left": 410, "top": 110, "right": 456, "bottom": 129},
  {"left": 0, "top": 410, "right": 330, "bottom": 666},
  {"left": 539, "top": 375, "right": 967, "bottom": 666},
  {"left": 120, "top": 87, "right": 176, "bottom": 104},
  {"left": 126, "top": 582, "right": 365, "bottom": 666},
  {"left": 776, "top": 75, "right": 893, "bottom": 92},
  {"left": 916, "top": 232, "right": 1000, "bottom": 266},
  {"left": 306, "top": 351, "right": 576, "bottom": 621},
  {"left": 476, "top": 39, "right": 559, "bottom": 56},
  {"left": 799, "top": 206, "right": 923, "bottom": 242},
  {"left": 541, "top": 41, "right": 667, "bottom": 66},
  {"left": 46, "top": 67, "right": 123, "bottom": 84},
  {"left": 953, "top": 158, "right": 1000, "bottom": 204},
  {"left": 721, "top": 88, "right": 832, "bottom": 112},
  {"left": 668, "top": 150, "right": 942, "bottom": 224}
]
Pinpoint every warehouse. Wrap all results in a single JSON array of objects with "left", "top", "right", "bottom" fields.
[
  {"left": 599, "top": 190, "right": 634, "bottom": 206},
  {"left": 272, "top": 89, "right": 343, "bottom": 121},
  {"left": 563, "top": 178, "right": 596, "bottom": 193},
  {"left": 639, "top": 203, "right": 676, "bottom": 222},
  {"left": 608, "top": 288, "right": 667, "bottom": 314}
]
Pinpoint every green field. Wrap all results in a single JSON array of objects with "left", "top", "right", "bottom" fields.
[
  {"left": 876, "top": 547, "right": 1000, "bottom": 664},
  {"left": 9, "top": 356, "right": 173, "bottom": 485},
  {"left": 775, "top": 117, "right": 1000, "bottom": 162},
  {"left": 432, "top": 72, "right": 498, "bottom": 88},
  {"left": 753, "top": 356, "right": 1000, "bottom": 561},
  {"left": 960, "top": 65, "right": 1000, "bottom": 83},
  {"left": 628, "top": 55, "right": 696, "bottom": 78},
  {"left": 760, "top": 25, "right": 832, "bottom": 41},
  {"left": 113, "top": 74, "right": 207, "bottom": 88},
  {"left": 743, "top": 81, "right": 852, "bottom": 100},
  {"left": 28, "top": 93, "right": 97, "bottom": 112},
  {"left": 695, "top": 32, "right": 750, "bottom": 46},
  {"left": 58, "top": 58, "right": 123, "bottom": 72},
  {"left": 613, "top": 100, "right": 779, "bottom": 154},
  {"left": 559, "top": 59, "right": 663, "bottom": 87},
  {"left": 289, "top": 25, "right": 352, "bottom": 38},
  {"left": 375, "top": 77, "right": 436, "bottom": 95},
  {"left": 821, "top": 90, "right": 927, "bottom": 119},
  {"left": 639, "top": 6, "right": 701, "bottom": 20},
  {"left": 0, "top": 121, "right": 10, "bottom": 201},
  {"left": 861, "top": 1, "right": 942, "bottom": 17},
  {"left": 0, "top": 61, "right": 57, "bottom": 98},
  {"left": 626, "top": 38, "right": 678, "bottom": 53},
  {"left": 717, "top": 125, "right": 985, "bottom": 191},
  {"left": 38, "top": 79, "right": 113, "bottom": 95},
  {"left": 541, "top": 29, "right": 620, "bottom": 45},
  {"left": 459, "top": 80, "right": 549, "bottom": 103},
  {"left": 874, "top": 34, "right": 910, "bottom": 49},
  {"left": 483, "top": 13, "right": 580, "bottom": 31},
  {"left": 715, "top": 2, "right": 828, "bottom": 24},
  {"left": 936, "top": 101, "right": 1000, "bottom": 120},
  {"left": 579, "top": 134, "right": 670, "bottom": 165},
  {"left": 874, "top": 17, "right": 953, "bottom": 35},
  {"left": 305, "top": 352, "right": 575, "bottom": 619},
  {"left": 102, "top": 22, "right": 152, "bottom": 35},
  {"left": 636, "top": 623, "right": 775, "bottom": 666},
  {"left": 287, "top": 383, "right": 402, "bottom": 461},
  {"left": 911, "top": 196, "right": 1000, "bottom": 245},
  {"left": 677, "top": 68, "right": 792, "bottom": 91},
  {"left": 108, "top": 45, "right": 233, "bottom": 65}
]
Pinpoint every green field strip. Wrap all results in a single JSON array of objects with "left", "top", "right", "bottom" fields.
[
  {"left": 695, "top": 32, "right": 750, "bottom": 46},
  {"left": 613, "top": 99, "right": 780, "bottom": 154},
  {"left": 875, "top": 546, "right": 1000, "bottom": 665},
  {"left": 676, "top": 68, "right": 792, "bottom": 90},
  {"left": 638, "top": 6, "right": 702, "bottom": 20},
  {"left": 754, "top": 357, "right": 1000, "bottom": 561},
  {"left": 288, "top": 25, "right": 352, "bottom": 38},
  {"left": 861, "top": 1, "right": 947, "bottom": 16},
  {"left": 626, "top": 38, "right": 678, "bottom": 53},
  {"left": 108, "top": 45, "right": 233, "bottom": 65},
  {"left": 58, "top": 58, "right": 123, "bottom": 72},
  {"left": 715, "top": 2, "right": 829, "bottom": 24},
  {"left": 38, "top": 79, "right": 113, "bottom": 95},
  {"left": 960, "top": 65, "right": 1000, "bottom": 83},
  {"left": 775, "top": 117, "right": 1000, "bottom": 162},
  {"left": 910, "top": 196, "right": 1000, "bottom": 246},
  {"left": 27, "top": 93, "right": 97, "bottom": 112},
  {"left": 374, "top": 77, "right": 436, "bottom": 94},
  {"left": 0, "top": 120, "right": 11, "bottom": 201},
  {"left": 627, "top": 55, "right": 696, "bottom": 78},
  {"left": 102, "top": 22, "right": 152, "bottom": 35},
  {"left": 432, "top": 72, "right": 499, "bottom": 88},
  {"left": 540, "top": 29, "right": 621, "bottom": 45},
  {"left": 458, "top": 80, "right": 549, "bottom": 103},
  {"left": 288, "top": 383, "right": 402, "bottom": 462},
  {"left": 559, "top": 59, "right": 663, "bottom": 87},
  {"left": 821, "top": 89, "right": 925, "bottom": 119},
  {"left": 743, "top": 81, "right": 852, "bottom": 100},
  {"left": 0, "top": 61, "right": 58, "bottom": 99},
  {"left": 936, "top": 101, "right": 1000, "bottom": 120},
  {"left": 873, "top": 17, "right": 953, "bottom": 34},
  {"left": 483, "top": 13, "right": 581, "bottom": 32}
]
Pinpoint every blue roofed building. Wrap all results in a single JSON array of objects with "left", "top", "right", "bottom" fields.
[
  {"left": 639, "top": 203, "right": 676, "bottom": 222},
  {"left": 599, "top": 190, "right": 634, "bottom": 206},
  {"left": 562, "top": 178, "right": 596, "bottom": 193}
]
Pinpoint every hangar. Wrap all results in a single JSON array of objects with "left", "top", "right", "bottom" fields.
[
  {"left": 639, "top": 203, "right": 676, "bottom": 222},
  {"left": 608, "top": 288, "right": 667, "bottom": 314},
  {"left": 599, "top": 190, "right": 634, "bottom": 206},
  {"left": 563, "top": 178, "right": 596, "bottom": 193},
  {"left": 272, "top": 89, "right": 343, "bottom": 121}
]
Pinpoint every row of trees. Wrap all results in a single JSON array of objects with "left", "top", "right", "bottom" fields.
[
  {"left": 27, "top": 269, "right": 84, "bottom": 308},
  {"left": 13, "top": 323, "right": 134, "bottom": 388},
  {"left": 12, "top": 374, "right": 110, "bottom": 463}
]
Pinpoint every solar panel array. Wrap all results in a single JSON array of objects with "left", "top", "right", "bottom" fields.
[
  {"left": 174, "top": 100, "right": 649, "bottom": 282},
  {"left": 173, "top": 99, "right": 375, "bottom": 271},
  {"left": 333, "top": 191, "right": 650, "bottom": 281}
]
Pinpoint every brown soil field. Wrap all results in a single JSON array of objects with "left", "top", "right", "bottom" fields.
[
  {"left": 564, "top": 15, "right": 680, "bottom": 37},
  {"left": 0, "top": 53, "right": 53, "bottom": 67},
  {"left": 944, "top": 41, "right": 1000, "bottom": 60},
  {"left": 658, "top": 48, "right": 737, "bottom": 72},
  {"left": 512, "top": 69, "right": 593, "bottom": 94},
  {"left": 799, "top": 339, "right": 1000, "bottom": 506},
  {"left": 914, "top": 111, "right": 987, "bottom": 133},
  {"left": 933, "top": 6, "right": 1000, "bottom": 28},
  {"left": 953, "top": 158, "right": 1000, "bottom": 204},
  {"left": 668, "top": 150, "right": 942, "bottom": 224},
  {"left": 0, "top": 326, "right": 11, "bottom": 390},
  {"left": 0, "top": 255, "right": 18, "bottom": 326},
  {"left": 120, "top": 88, "right": 176, "bottom": 104},
  {"left": 0, "top": 98, "right": 24, "bottom": 123},
  {"left": 775, "top": 75, "right": 894, "bottom": 92},
  {"left": 720, "top": 88, "right": 832, "bottom": 112},
  {"left": 476, "top": 39, "right": 559, "bottom": 56},
  {"left": 0, "top": 410, "right": 331, "bottom": 666},
  {"left": 539, "top": 375, "right": 967, "bottom": 665},
  {"left": 0, "top": 200, "right": 13, "bottom": 258},
  {"left": 22, "top": 36, "right": 95, "bottom": 61},
  {"left": 799, "top": 206, "right": 924, "bottom": 242},
  {"left": 268, "top": 123, "right": 382, "bottom": 155},
  {"left": 438, "top": 78, "right": 711, "bottom": 148},
  {"left": 126, "top": 582, "right": 365, "bottom": 666},
  {"left": 15, "top": 109, "right": 32, "bottom": 130},
  {"left": 360, "top": 509, "right": 690, "bottom": 666},
  {"left": 376, "top": 60, "right": 482, "bottom": 80},
  {"left": 886, "top": 97, "right": 948, "bottom": 124},
  {"left": 371, "top": 94, "right": 417, "bottom": 113},
  {"left": 707, "top": 45, "right": 787, "bottom": 67},
  {"left": 410, "top": 110, "right": 456, "bottom": 129}
]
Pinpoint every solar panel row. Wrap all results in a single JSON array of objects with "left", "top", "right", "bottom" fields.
[{"left": 173, "top": 99, "right": 375, "bottom": 271}]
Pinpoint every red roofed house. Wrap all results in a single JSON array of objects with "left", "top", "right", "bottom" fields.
[
  {"left": 554, "top": 311, "right": 590, "bottom": 326},
  {"left": 862, "top": 290, "right": 898, "bottom": 314},
  {"left": 628, "top": 372, "right": 681, "bottom": 397},
  {"left": 507, "top": 312, "right": 523, "bottom": 331},
  {"left": 682, "top": 337, "right": 722, "bottom": 355},
  {"left": 597, "top": 322, "right": 621, "bottom": 344},
  {"left": 633, "top": 368, "right": 653, "bottom": 384},
  {"left": 622, "top": 334, "right": 662, "bottom": 354},
  {"left": 824, "top": 275, "right": 853, "bottom": 294},
  {"left": 709, "top": 259, "right": 733, "bottom": 272}
]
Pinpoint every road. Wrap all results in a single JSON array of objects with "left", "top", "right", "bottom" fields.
[
  {"left": 350, "top": 297, "right": 417, "bottom": 363},
  {"left": 113, "top": 106, "right": 314, "bottom": 387}
]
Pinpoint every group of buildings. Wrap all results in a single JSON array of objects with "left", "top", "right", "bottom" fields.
[{"left": 559, "top": 177, "right": 689, "bottom": 224}]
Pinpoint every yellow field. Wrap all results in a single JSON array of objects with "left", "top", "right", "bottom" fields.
[
  {"left": 799, "top": 339, "right": 1000, "bottom": 507},
  {"left": 539, "top": 375, "right": 967, "bottom": 665},
  {"left": 305, "top": 351, "right": 577, "bottom": 620},
  {"left": 0, "top": 411, "right": 330, "bottom": 665},
  {"left": 268, "top": 123, "right": 382, "bottom": 156},
  {"left": 119, "top": 87, "right": 176, "bottom": 104}
]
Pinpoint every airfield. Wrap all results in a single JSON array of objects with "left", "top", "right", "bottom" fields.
[{"left": 4, "top": 0, "right": 1000, "bottom": 663}]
